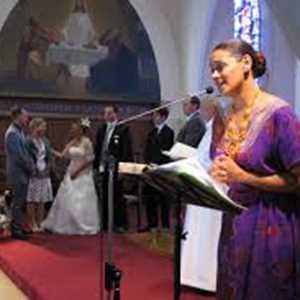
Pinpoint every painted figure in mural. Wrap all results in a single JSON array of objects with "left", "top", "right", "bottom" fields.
[
  {"left": 6, "top": 0, "right": 160, "bottom": 100},
  {"left": 209, "top": 38, "right": 300, "bottom": 300},
  {"left": 62, "top": 0, "right": 98, "bottom": 78},
  {"left": 88, "top": 30, "right": 139, "bottom": 95},
  {"left": 16, "top": 17, "right": 50, "bottom": 80},
  {"left": 17, "top": 16, "right": 65, "bottom": 82},
  {"left": 16, "top": 1, "right": 100, "bottom": 93}
]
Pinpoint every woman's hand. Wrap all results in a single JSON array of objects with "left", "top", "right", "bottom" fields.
[
  {"left": 51, "top": 149, "right": 63, "bottom": 159},
  {"left": 70, "top": 165, "right": 81, "bottom": 180},
  {"left": 70, "top": 170, "right": 79, "bottom": 181},
  {"left": 211, "top": 155, "right": 249, "bottom": 184},
  {"left": 210, "top": 156, "right": 300, "bottom": 192}
]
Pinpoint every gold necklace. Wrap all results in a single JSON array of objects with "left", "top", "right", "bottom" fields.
[{"left": 221, "top": 88, "right": 261, "bottom": 158}]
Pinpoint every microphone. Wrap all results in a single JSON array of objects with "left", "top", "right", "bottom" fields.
[
  {"left": 117, "top": 86, "right": 215, "bottom": 125},
  {"left": 204, "top": 86, "right": 214, "bottom": 95}
]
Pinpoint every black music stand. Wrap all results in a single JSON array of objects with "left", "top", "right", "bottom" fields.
[{"left": 142, "top": 167, "right": 244, "bottom": 300}]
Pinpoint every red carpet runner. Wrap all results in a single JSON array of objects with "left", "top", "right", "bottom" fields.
[{"left": 0, "top": 233, "right": 215, "bottom": 300}]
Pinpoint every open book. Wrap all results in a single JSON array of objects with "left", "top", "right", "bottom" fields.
[{"left": 119, "top": 159, "right": 246, "bottom": 213}]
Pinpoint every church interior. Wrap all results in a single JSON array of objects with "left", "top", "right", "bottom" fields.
[{"left": 1, "top": 0, "right": 300, "bottom": 299}]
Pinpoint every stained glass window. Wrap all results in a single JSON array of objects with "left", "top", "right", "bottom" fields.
[{"left": 234, "top": 0, "right": 260, "bottom": 50}]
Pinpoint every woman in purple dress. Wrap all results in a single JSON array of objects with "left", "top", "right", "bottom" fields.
[{"left": 209, "top": 39, "right": 300, "bottom": 300}]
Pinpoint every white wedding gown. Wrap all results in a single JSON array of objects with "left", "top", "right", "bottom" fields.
[{"left": 42, "top": 139, "right": 100, "bottom": 235}]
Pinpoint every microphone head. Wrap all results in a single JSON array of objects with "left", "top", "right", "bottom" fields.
[{"left": 205, "top": 86, "right": 214, "bottom": 94}]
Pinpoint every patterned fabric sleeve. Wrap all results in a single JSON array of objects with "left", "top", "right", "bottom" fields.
[{"left": 274, "top": 106, "right": 300, "bottom": 170}]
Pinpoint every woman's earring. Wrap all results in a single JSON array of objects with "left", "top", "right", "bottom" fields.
[
  {"left": 243, "top": 65, "right": 250, "bottom": 72},
  {"left": 244, "top": 67, "right": 250, "bottom": 79}
]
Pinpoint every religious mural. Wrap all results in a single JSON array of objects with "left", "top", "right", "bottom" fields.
[{"left": 0, "top": 0, "right": 160, "bottom": 103}]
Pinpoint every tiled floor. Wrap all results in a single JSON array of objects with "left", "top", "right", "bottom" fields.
[{"left": 0, "top": 270, "right": 28, "bottom": 300}]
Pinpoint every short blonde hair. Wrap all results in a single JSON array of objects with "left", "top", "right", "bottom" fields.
[{"left": 29, "top": 117, "right": 46, "bottom": 132}]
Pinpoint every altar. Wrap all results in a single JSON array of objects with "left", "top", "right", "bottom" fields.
[{"left": 46, "top": 43, "right": 109, "bottom": 67}]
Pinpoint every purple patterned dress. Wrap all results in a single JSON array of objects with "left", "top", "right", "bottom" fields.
[{"left": 212, "top": 97, "right": 300, "bottom": 300}]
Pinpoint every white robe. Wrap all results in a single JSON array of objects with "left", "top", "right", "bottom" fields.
[
  {"left": 63, "top": 12, "right": 96, "bottom": 78},
  {"left": 180, "top": 119, "right": 222, "bottom": 291}
]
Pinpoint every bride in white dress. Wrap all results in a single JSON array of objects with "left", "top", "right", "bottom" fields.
[{"left": 42, "top": 119, "right": 100, "bottom": 235}]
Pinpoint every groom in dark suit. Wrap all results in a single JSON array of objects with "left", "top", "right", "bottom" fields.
[
  {"left": 141, "top": 107, "right": 174, "bottom": 232},
  {"left": 94, "top": 104, "right": 133, "bottom": 232},
  {"left": 177, "top": 96, "right": 206, "bottom": 148},
  {"left": 5, "top": 106, "right": 33, "bottom": 240}
]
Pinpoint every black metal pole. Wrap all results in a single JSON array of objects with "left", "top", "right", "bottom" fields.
[
  {"left": 105, "top": 135, "right": 122, "bottom": 300},
  {"left": 174, "top": 191, "right": 183, "bottom": 300}
]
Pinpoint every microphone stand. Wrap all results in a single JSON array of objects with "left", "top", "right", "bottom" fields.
[
  {"left": 105, "top": 135, "right": 122, "bottom": 300},
  {"left": 117, "top": 86, "right": 214, "bottom": 126},
  {"left": 103, "top": 86, "right": 214, "bottom": 300}
]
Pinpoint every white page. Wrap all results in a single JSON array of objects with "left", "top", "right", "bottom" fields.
[
  {"left": 146, "top": 157, "right": 246, "bottom": 211},
  {"left": 163, "top": 142, "right": 198, "bottom": 159}
]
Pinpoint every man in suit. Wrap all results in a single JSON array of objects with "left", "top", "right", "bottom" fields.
[
  {"left": 94, "top": 104, "right": 133, "bottom": 232},
  {"left": 141, "top": 108, "right": 174, "bottom": 232},
  {"left": 177, "top": 96, "right": 206, "bottom": 148},
  {"left": 5, "top": 106, "right": 33, "bottom": 240}
]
